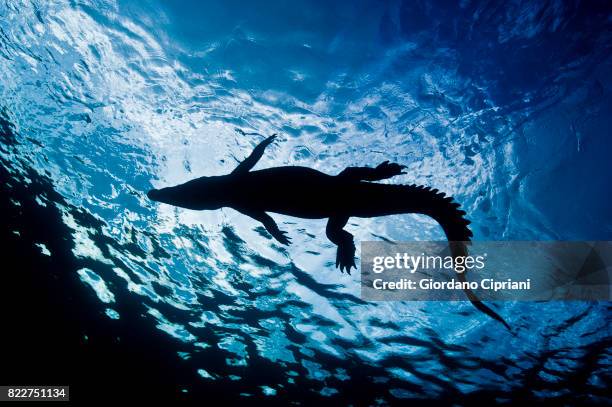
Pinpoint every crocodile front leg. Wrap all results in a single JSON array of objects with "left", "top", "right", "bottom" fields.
[
  {"left": 237, "top": 209, "right": 291, "bottom": 245},
  {"left": 326, "top": 215, "right": 356, "bottom": 274}
]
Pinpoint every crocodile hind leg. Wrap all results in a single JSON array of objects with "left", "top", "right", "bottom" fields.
[
  {"left": 326, "top": 215, "right": 356, "bottom": 274},
  {"left": 338, "top": 161, "right": 406, "bottom": 182}
]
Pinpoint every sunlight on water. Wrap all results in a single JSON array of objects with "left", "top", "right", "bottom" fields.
[{"left": 0, "top": 0, "right": 610, "bottom": 402}]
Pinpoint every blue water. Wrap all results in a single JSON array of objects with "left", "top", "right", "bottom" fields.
[{"left": 0, "top": 0, "right": 611, "bottom": 403}]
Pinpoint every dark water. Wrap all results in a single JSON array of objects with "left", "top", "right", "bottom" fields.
[{"left": 0, "top": 0, "right": 611, "bottom": 404}]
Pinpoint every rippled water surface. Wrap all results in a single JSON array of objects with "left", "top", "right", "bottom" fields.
[{"left": 1, "top": 0, "right": 611, "bottom": 403}]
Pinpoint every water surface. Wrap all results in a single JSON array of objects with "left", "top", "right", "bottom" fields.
[{"left": 0, "top": 0, "right": 610, "bottom": 403}]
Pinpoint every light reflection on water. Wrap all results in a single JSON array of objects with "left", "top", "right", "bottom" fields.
[{"left": 0, "top": 0, "right": 610, "bottom": 402}]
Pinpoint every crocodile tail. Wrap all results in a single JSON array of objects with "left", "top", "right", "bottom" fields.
[{"left": 403, "top": 184, "right": 510, "bottom": 330}]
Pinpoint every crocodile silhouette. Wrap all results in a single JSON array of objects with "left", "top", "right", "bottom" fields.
[{"left": 147, "top": 135, "right": 509, "bottom": 329}]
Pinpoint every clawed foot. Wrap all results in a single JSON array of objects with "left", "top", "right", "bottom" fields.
[
  {"left": 261, "top": 133, "right": 277, "bottom": 147},
  {"left": 271, "top": 229, "right": 291, "bottom": 245},
  {"left": 335, "top": 241, "right": 356, "bottom": 274},
  {"left": 375, "top": 161, "right": 406, "bottom": 178}
]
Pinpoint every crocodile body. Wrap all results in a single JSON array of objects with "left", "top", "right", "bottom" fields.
[{"left": 147, "top": 135, "right": 509, "bottom": 329}]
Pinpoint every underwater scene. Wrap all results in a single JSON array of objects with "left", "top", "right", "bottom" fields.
[{"left": 0, "top": 0, "right": 610, "bottom": 404}]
